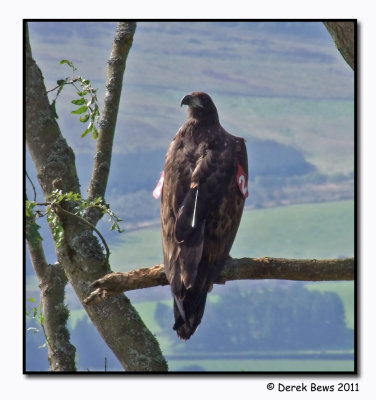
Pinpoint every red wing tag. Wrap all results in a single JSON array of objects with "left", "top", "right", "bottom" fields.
[
  {"left": 153, "top": 170, "right": 164, "bottom": 199},
  {"left": 236, "top": 163, "right": 249, "bottom": 198},
  {"left": 154, "top": 165, "right": 248, "bottom": 199}
]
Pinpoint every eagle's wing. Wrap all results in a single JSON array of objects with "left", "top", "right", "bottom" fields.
[{"left": 162, "top": 134, "right": 244, "bottom": 297}]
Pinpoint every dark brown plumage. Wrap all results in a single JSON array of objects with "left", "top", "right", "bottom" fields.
[{"left": 159, "top": 92, "right": 248, "bottom": 340}]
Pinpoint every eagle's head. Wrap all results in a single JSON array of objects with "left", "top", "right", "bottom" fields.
[{"left": 181, "top": 92, "right": 219, "bottom": 124}]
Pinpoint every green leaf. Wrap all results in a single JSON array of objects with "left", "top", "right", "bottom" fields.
[
  {"left": 77, "top": 90, "right": 88, "bottom": 96},
  {"left": 71, "top": 98, "right": 86, "bottom": 105},
  {"left": 26, "top": 221, "right": 43, "bottom": 249},
  {"left": 60, "top": 59, "right": 74, "bottom": 68},
  {"left": 81, "top": 122, "right": 93, "bottom": 138},
  {"left": 25, "top": 201, "right": 35, "bottom": 217},
  {"left": 92, "top": 126, "right": 98, "bottom": 140},
  {"left": 57, "top": 79, "right": 66, "bottom": 86},
  {"left": 79, "top": 114, "right": 90, "bottom": 123},
  {"left": 71, "top": 105, "right": 88, "bottom": 115},
  {"left": 93, "top": 104, "right": 100, "bottom": 117},
  {"left": 28, "top": 297, "right": 37, "bottom": 303}
]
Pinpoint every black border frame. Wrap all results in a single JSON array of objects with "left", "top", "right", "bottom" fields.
[{"left": 23, "top": 18, "right": 358, "bottom": 376}]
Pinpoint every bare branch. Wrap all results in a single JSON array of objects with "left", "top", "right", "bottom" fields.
[
  {"left": 218, "top": 256, "right": 354, "bottom": 282},
  {"left": 26, "top": 214, "right": 76, "bottom": 370},
  {"left": 84, "top": 257, "right": 354, "bottom": 304},
  {"left": 26, "top": 171, "right": 37, "bottom": 202},
  {"left": 86, "top": 22, "right": 137, "bottom": 226},
  {"left": 38, "top": 263, "right": 77, "bottom": 371}
]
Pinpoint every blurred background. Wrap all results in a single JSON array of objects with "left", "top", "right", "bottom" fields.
[{"left": 25, "top": 21, "right": 354, "bottom": 372}]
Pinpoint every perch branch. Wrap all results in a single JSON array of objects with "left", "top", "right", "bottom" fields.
[{"left": 84, "top": 257, "right": 354, "bottom": 304}]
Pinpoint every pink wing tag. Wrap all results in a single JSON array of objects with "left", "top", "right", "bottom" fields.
[
  {"left": 236, "top": 163, "right": 249, "bottom": 198},
  {"left": 154, "top": 165, "right": 247, "bottom": 199},
  {"left": 153, "top": 170, "right": 164, "bottom": 199}
]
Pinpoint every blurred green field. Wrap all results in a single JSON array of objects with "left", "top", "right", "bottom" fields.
[
  {"left": 234, "top": 199, "right": 354, "bottom": 259},
  {"left": 168, "top": 358, "right": 354, "bottom": 372},
  {"left": 108, "top": 199, "right": 355, "bottom": 372},
  {"left": 110, "top": 199, "right": 354, "bottom": 269}
]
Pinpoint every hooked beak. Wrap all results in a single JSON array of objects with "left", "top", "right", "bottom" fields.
[
  {"left": 180, "top": 94, "right": 192, "bottom": 107},
  {"left": 180, "top": 94, "right": 203, "bottom": 108}
]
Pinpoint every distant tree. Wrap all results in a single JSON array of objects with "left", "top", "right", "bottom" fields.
[{"left": 156, "top": 283, "right": 353, "bottom": 353}]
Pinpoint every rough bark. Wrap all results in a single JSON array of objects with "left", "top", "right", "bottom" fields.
[
  {"left": 25, "top": 22, "right": 167, "bottom": 372},
  {"left": 26, "top": 229, "right": 76, "bottom": 371},
  {"left": 85, "top": 22, "right": 136, "bottom": 226},
  {"left": 84, "top": 257, "right": 355, "bottom": 304},
  {"left": 324, "top": 21, "right": 355, "bottom": 70}
]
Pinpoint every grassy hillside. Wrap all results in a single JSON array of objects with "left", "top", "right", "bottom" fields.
[
  {"left": 28, "top": 21, "right": 354, "bottom": 176},
  {"left": 234, "top": 200, "right": 354, "bottom": 259},
  {"left": 109, "top": 199, "right": 354, "bottom": 269},
  {"left": 27, "top": 21, "right": 354, "bottom": 229}
]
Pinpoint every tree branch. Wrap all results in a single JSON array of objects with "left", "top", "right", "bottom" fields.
[
  {"left": 52, "top": 202, "right": 111, "bottom": 265},
  {"left": 85, "top": 22, "right": 137, "bottom": 226},
  {"left": 26, "top": 21, "right": 167, "bottom": 372},
  {"left": 26, "top": 198, "right": 76, "bottom": 370},
  {"left": 323, "top": 21, "right": 355, "bottom": 70},
  {"left": 84, "top": 257, "right": 354, "bottom": 304}
]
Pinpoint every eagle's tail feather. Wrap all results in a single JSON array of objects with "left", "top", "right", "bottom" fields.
[{"left": 173, "top": 292, "right": 208, "bottom": 340}]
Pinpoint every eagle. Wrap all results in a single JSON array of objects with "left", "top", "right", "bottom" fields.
[{"left": 155, "top": 92, "right": 248, "bottom": 340}]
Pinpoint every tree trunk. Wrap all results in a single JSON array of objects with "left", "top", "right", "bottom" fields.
[{"left": 25, "top": 22, "right": 168, "bottom": 372}]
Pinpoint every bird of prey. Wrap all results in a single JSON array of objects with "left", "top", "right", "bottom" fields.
[{"left": 154, "top": 92, "right": 248, "bottom": 340}]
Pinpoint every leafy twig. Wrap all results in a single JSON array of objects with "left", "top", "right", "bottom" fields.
[
  {"left": 26, "top": 190, "right": 124, "bottom": 265},
  {"left": 26, "top": 298, "right": 55, "bottom": 354},
  {"left": 46, "top": 78, "right": 80, "bottom": 94},
  {"left": 47, "top": 59, "right": 100, "bottom": 139}
]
